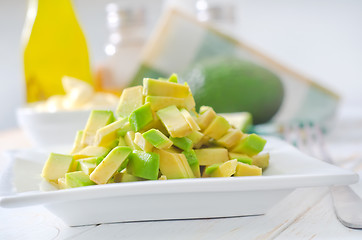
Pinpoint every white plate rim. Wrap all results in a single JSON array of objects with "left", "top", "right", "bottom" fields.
[{"left": 0, "top": 137, "right": 359, "bottom": 208}]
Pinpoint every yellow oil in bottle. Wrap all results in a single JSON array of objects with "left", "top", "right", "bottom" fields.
[{"left": 23, "top": 0, "right": 93, "bottom": 103}]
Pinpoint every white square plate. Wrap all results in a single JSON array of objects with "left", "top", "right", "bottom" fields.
[{"left": 0, "top": 137, "right": 358, "bottom": 226}]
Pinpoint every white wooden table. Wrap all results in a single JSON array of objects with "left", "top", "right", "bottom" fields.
[{"left": 1, "top": 107, "right": 361, "bottom": 240}]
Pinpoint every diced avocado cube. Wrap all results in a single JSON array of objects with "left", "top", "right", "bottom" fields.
[
  {"left": 186, "top": 131, "right": 204, "bottom": 147},
  {"left": 143, "top": 78, "right": 190, "bottom": 98},
  {"left": 231, "top": 134, "right": 267, "bottom": 156},
  {"left": 142, "top": 129, "right": 173, "bottom": 149},
  {"left": 229, "top": 152, "right": 253, "bottom": 165},
  {"left": 65, "top": 171, "right": 96, "bottom": 188},
  {"left": 134, "top": 132, "right": 154, "bottom": 152},
  {"left": 129, "top": 103, "right": 154, "bottom": 132},
  {"left": 90, "top": 146, "right": 132, "bottom": 184},
  {"left": 178, "top": 153, "right": 195, "bottom": 178},
  {"left": 78, "top": 161, "right": 97, "bottom": 175},
  {"left": 170, "top": 136, "right": 193, "bottom": 151},
  {"left": 217, "top": 128, "right": 243, "bottom": 149},
  {"left": 155, "top": 149, "right": 194, "bottom": 179},
  {"left": 124, "top": 131, "right": 141, "bottom": 150},
  {"left": 204, "top": 159, "right": 238, "bottom": 178},
  {"left": 204, "top": 164, "right": 221, "bottom": 176},
  {"left": 234, "top": 162, "right": 262, "bottom": 176},
  {"left": 73, "top": 146, "right": 110, "bottom": 160},
  {"left": 77, "top": 157, "right": 103, "bottom": 175},
  {"left": 42, "top": 153, "right": 74, "bottom": 181},
  {"left": 127, "top": 150, "right": 160, "bottom": 180},
  {"left": 70, "top": 130, "right": 84, "bottom": 154},
  {"left": 182, "top": 149, "right": 200, "bottom": 178},
  {"left": 112, "top": 170, "right": 144, "bottom": 183},
  {"left": 71, "top": 159, "right": 80, "bottom": 172},
  {"left": 168, "top": 73, "right": 178, "bottom": 83},
  {"left": 252, "top": 153, "right": 270, "bottom": 170},
  {"left": 82, "top": 156, "right": 104, "bottom": 165},
  {"left": 197, "top": 107, "right": 217, "bottom": 130},
  {"left": 194, "top": 148, "right": 229, "bottom": 166},
  {"left": 81, "top": 110, "right": 114, "bottom": 146},
  {"left": 117, "top": 121, "right": 132, "bottom": 137},
  {"left": 116, "top": 86, "right": 143, "bottom": 118},
  {"left": 203, "top": 115, "right": 231, "bottom": 140},
  {"left": 94, "top": 118, "right": 127, "bottom": 147},
  {"left": 180, "top": 108, "right": 200, "bottom": 131},
  {"left": 145, "top": 95, "right": 195, "bottom": 111},
  {"left": 157, "top": 105, "right": 192, "bottom": 138},
  {"left": 182, "top": 150, "right": 199, "bottom": 168}
]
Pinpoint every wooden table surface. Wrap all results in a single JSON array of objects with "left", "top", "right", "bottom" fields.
[{"left": 0, "top": 121, "right": 361, "bottom": 240}]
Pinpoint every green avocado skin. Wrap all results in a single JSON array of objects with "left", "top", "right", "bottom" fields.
[{"left": 182, "top": 57, "right": 284, "bottom": 124}]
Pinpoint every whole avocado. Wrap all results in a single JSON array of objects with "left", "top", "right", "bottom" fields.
[{"left": 181, "top": 57, "right": 284, "bottom": 124}]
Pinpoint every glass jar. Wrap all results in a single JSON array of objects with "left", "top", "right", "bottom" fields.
[
  {"left": 165, "top": 0, "right": 237, "bottom": 34},
  {"left": 96, "top": 3, "right": 146, "bottom": 94}
]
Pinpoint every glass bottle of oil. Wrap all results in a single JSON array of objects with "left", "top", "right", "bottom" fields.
[{"left": 22, "top": 0, "right": 93, "bottom": 103}]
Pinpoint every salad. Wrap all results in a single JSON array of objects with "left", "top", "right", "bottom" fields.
[{"left": 41, "top": 74, "right": 269, "bottom": 189}]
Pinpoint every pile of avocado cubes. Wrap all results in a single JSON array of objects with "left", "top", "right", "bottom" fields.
[{"left": 41, "top": 74, "right": 269, "bottom": 189}]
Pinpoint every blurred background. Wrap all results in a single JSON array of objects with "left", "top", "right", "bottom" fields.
[{"left": 0, "top": 0, "right": 362, "bottom": 130}]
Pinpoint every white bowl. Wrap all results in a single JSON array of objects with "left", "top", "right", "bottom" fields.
[{"left": 16, "top": 107, "right": 93, "bottom": 148}]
